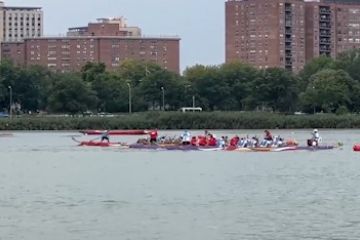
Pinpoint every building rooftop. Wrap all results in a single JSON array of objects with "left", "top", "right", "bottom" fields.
[
  {"left": 68, "top": 27, "right": 88, "bottom": 31},
  {"left": 3, "top": 6, "right": 41, "bottom": 10},
  {"left": 21, "top": 35, "right": 181, "bottom": 41},
  {"left": 0, "top": 1, "right": 41, "bottom": 10}
]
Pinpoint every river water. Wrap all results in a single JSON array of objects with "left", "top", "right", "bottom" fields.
[{"left": 1, "top": 130, "right": 360, "bottom": 240}]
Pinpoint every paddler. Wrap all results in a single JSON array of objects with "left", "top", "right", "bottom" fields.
[
  {"left": 217, "top": 136, "right": 226, "bottom": 148},
  {"left": 204, "top": 129, "right": 211, "bottom": 137},
  {"left": 272, "top": 135, "right": 284, "bottom": 147},
  {"left": 261, "top": 130, "right": 273, "bottom": 147},
  {"left": 309, "top": 129, "right": 322, "bottom": 146},
  {"left": 264, "top": 130, "right": 273, "bottom": 141},
  {"left": 149, "top": 130, "right": 158, "bottom": 144},
  {"left": 191, "top": 136, "right": 198, "bottom": 146},
  {"left": 230, "top": 135, "right": 240, "bottom": 147},
  {"left": 101, "top": 130, "right": 110, "bottom": 142},
  {"left": 198, "top": 135, "right": 207, "bottom": 146},
  {"left": 208, "top": 134, "right": 217, "bottom": 146},
  {"left": 239, "top": 137, "right": 247, "bottom": 148},
  {"left": 181, "top": 130, "right": 191, "bottom": 145}
]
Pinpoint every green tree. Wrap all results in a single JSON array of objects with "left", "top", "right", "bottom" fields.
[
  {"left": 184, "top": 65, "right": 232, "bottom": 110},
  {"left": 81, "top": 62, "right": 106, "bottom": 82},
  {"left": 116, "top": 60, "right": 162, "bottom": 86},
  {"left": 334, "top": 49, "right": 360, "bottom": 81},
  {"left": 249, "top": 68, "right": 298, "bottom": 112},
  {"left": 92, "top": 76, "right": 129, "bottom": 113},
  {"left": 12, "top": 65, "right": 53, "bottom": 112},
  {"left": 139, "top": 68, "right": 184, "bottom": 110},
  {"left": 300, "top": 69, "right": 355, "bottom": 113},
  {"left": 220, "top": 61, "right": 259, "bottom": 110},
  {"left": 298, "top": 55, "right": 335, "bottom": 91},
  {"left": 48, "top": 74, "right": 98, "bottom": 114},
  {"left": 0, "top": 60, "right": 19, "bottom": 111},
  {"left": 183, "top": 64, "right": 209, "bottom": 82}
]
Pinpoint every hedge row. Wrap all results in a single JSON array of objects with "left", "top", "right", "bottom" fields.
[{"left": 1, "top": 112, "right": 360, "bottom": 130}]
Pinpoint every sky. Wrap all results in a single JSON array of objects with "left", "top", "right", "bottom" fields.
[{"left": 5, "top": 0, "right": 225, "bottom": 73}]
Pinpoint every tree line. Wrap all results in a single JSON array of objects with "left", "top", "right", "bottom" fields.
[{"left": 1, "top": 49, "right": 360, "bottom": 115}]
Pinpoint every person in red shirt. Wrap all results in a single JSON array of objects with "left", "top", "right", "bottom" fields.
[
  {"left": 190, "top": 136, "right": 198, "bottom": 146},
  {"left": 229, "top": 136, "right": 240, "bottom": 147},
  {"left": 208, "top": 135, "right": 217, "bottom": 146},
  {"left": 198, "top": 136, "right": 207, "bottom": 146},
  {"left": 149, "top": 130, "right": 158, "bottom": 144}
]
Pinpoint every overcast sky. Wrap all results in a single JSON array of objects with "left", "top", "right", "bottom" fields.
[{"left": 5, "top": 0, "right": 225, "bottom": 72}]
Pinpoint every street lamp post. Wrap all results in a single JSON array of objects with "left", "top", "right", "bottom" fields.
[
  {"left": 8, "top": 86, "right": 12, "bottom": 119},
  {"left": 185, "top": 84, "right": 195, "bottom": 107},
  {"left": 127, "top": 83, "right": 132, "bottom": 114},
  {"left": 312, "top": 86, "right": 316, "bottom": 115},
  {"left": 161, "top": 87, "right": 165, "bottom": 111}
]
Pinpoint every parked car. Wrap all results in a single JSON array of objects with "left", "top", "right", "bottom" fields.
[
  {"left": 82, "top": 110, "right": 93, "bottom": 117},
  {"left": 0, "top": 112, "right": 9, "bottom": 118},
  {"left": 97, "top": 112, "right": 115, "bottom": 117}
]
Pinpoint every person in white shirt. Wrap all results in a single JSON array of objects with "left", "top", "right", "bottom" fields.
[
  {"left": 310, "top": 129, "right": 322, "bottom": 146},
  {"left": 181, "top": 130, "right": 191, "bottom": 145}
]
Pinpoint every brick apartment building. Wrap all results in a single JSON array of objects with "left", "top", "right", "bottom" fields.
[
  {"left": 1, "top": 18, "right": 180, "bottom": 73},
  {"left": 226, "top": 0, "right": 360, "bottom": 72}
]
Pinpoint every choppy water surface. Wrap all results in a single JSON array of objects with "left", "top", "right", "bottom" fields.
[{"left": 1, "top": 130, "right": 360, "bottom": 240}]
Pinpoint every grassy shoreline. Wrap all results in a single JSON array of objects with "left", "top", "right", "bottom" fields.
[{"left": 1, "top": 112, "right": 360, "bottom": 131}]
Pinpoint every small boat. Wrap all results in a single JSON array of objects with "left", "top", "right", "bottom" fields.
[
  {"left": 128, "top": 143, "right": 164, "bottom": 150},
  {"left": 163, "top": 145, "right": 200, "bottom": 151},
  {"left": 227, "top": 146, "right": 297, "bottom": 152},
  {"left": 72, "top": 137, "right": 128, "bottom": 148},
  {"left": 79, "top": 129, "right": 149, "bottom": 135},
  {"left": 165, "top": 145, "right": 223, "bottom": 151},
  {"left": 79, "top": 141, "right": 128, "bottom": 147},
  {"left": 250, "top": 146, "right": 298, "bottom": 152},
  {"left": 198, "top": 146, "right": 224, "bottom": 151},
  {"left": 129, "top": 143, "right": 223, "bottom": 151},
  {"left": 0, "top": 133, "right": 13, "bottom": 137},
  {"left": 296, "top": 145, "right": 336, "bottom": 151}
]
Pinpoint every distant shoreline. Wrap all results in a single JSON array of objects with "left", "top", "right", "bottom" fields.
[{"left": 1, "top": 112, "right": 360, "bottom": 131}]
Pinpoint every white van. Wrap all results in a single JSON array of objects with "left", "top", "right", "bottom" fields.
[{"left": 180, "top": 107, "right": 202, "bottom": 113}]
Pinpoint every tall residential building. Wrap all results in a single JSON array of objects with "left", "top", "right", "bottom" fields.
[
  {"left": 226, "top": 0, "right": 306, "bottom": 72},
  {"left": 1, "top": 17, "right": 180, "bottom": 73},
  {"left": 0, "top": 1, "right": 43, "bottom": 43},
  {"left": 306, "top": 0, "right": 360, "bottom": 61},
  {"left": 226, "top": 0, "right": 360, "bottom": 72}
]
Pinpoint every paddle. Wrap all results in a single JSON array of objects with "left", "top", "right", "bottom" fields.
[
  {"left": 90, "top": 136, "right": 101, "bottom": 142},
  {"left": 71, "top": 136, "right": 81, "bottom": 144}
]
